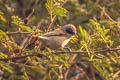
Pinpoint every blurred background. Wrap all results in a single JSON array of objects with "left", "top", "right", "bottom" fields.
[{"left": 0, "top": 0, "right": 120, "bottom": 80}]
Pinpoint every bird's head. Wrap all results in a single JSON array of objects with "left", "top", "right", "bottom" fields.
[{"left": 62, "top": 24, "right": 76, "bottom": 37}]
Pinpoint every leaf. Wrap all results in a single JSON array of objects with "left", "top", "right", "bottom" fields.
[
  {"left": 0, "top": 15, "right": 7, "bottom": 23},
  {"left": 0, "top": 52, "right": 8, "bottom": 58},
  {"left": 0, "top": 61, "right": 13, "bottom": 73},
  {"left": 70, "top": 36, "right": 78, "bottom": 43},
  {"left": 0, "top": 11, "right": 6, "bottom": 23},
  {"left": 20, "top": 25, "right": 32, "bottom": 32},
  {"left": 78, "top": 25, "right": 91, "bottom": 41},
  {"left": 11, "top": 16, "right": 32, "bottom": 32},
  {"left": 58, "top": 0, "right": 64, "bottom": 3},
  {"left": 53, "top": 6, "right": 67, "bottom": 16},
  {"left": 81, "top": 41, "right": 90, "bottom": 57},
  {"left": 0, "top": 30, "right": 9, "bottom": 40},
  {"left": 0, "top": 24, "right": 7, "bottom": 30},
  {"left": 93, "top": 63, "right": 104, "bottom": 74},
  {"left": 0, "top": 11, "right": 4, "bottom": 15},
  {"left": 45, "top": 0, "right": 53, "bottom": 13}
]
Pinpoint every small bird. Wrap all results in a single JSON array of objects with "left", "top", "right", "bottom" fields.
[{"left": 39, "top": 24, "right": 76, "bottom": 50}]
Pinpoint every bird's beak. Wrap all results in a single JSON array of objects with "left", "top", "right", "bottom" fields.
[
  {"left": 73, "top": 31, "right": 78, "bottom": 38},
  {"left": 74, "top": 34, "right": 78, "bottom": 38}
]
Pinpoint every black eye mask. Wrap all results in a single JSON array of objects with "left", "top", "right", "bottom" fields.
[{"left": 66, "top": 28, "right": 75, "bottom": 35}]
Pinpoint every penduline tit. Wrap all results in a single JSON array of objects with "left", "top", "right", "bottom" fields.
[{"left": 38, "top": 24, "right": 76, "bottom": 50}]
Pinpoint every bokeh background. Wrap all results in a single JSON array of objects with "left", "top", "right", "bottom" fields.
[{"left": 0, "top": 0, "right": 120, "bottom": 80}]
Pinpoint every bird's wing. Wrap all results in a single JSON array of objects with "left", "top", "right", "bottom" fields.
[{"left": 43, "top": 28, "right": 65, "bottom": 37}]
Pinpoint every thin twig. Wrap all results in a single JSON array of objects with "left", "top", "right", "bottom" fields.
[
  {"left": 0, "top": 48, "right": 120, "bottom": 61},
  {"left": 6, "top": 31, "right": 43, "bottom": 35},
  {"left": 47, "top": 16, "right": 56, "bottom": 32},
  {"left": 98, "top": 6, "right": 117, "bottom": 23},
  {"left": 53, "top": 48, "right": 120, "bottom": 54},
  {"left": 46, "top": 0, "right": 68, "bottom": 32},
  {"left": 113, "top": 69, "right": 120, "bottom": 78},
  {"left": 6, "top": 31, "right": 31, "bottom": 35},
  {"left": 0, "top": 53, "right": 49, "bottom": 61},
  {"left": 71, "top": 61, "right": 105, "bottom": 80},
  {"left": 74, "top": 64, "right": 90, "bottom": 80}
]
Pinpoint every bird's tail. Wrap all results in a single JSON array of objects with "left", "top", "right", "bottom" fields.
[{"left": 38, "top": 36, "right": 49, "bottom": 40}]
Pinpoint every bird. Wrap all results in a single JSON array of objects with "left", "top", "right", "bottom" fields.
[{"left": 38, "top": 24, "right": 76, "bottom": 50}]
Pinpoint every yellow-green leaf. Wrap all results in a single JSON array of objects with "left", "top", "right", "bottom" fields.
[
  {"left": 20, "top": 25, "right": 32, "bottom": 32},
  {"left": 0, "top": 30, "right": 9, "bottom": 40},
  {"left": 0, "top": 15, "right": 6, "bottom": 23},
  {"left": 54, "top": 6, "right": 67, "bottom": 16},
  {"left": 0, "top": 52, "right": 8, "bottom": 58}
]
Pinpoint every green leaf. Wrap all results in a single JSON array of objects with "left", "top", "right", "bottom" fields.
[
  {"left": 70, "top": 36, "right": 78, "bottom": 43},
  {"left": 81, "top": 41, "right": 90, "bottom": 57},
  {"left": 0, "top": 11, "right": 6, "bottom": 23},
  {"left": 0, "top": 61, "right": 13, "bottom": 73},
  {"left": 0, "top": 30, "right": 9, "bottom": 40},
  {"left": 20, "top": 25, "right": 32, "bottom": 32},
  {"left": 93, "top": 63, "right": 104, "bottom": 74},
  {"left": 0, "top": 15, "right": 7, "bottom": 23},
  {"left": 58, "top": 0, "right": 64, "bottom": 3},
  {"left": 78, "top": 25, "right": 91, "bottom": 41},
  {"left": 0, "top": 52, "right": 8, "bottom": 58},
  {"left": 0, "top": 24, "right": 7, "bottom": 30},
  {"left": 53, "top": 6, "right": 67, "bottom": 16},
  {"left": 45, "top": 0, "right": 53, "bottom": 13},
  {"left": 11, "top": 16, "right": 32, "bottom": 32},
  {"left": 0, "top": 11, "right": 4, "bottom": 15}
]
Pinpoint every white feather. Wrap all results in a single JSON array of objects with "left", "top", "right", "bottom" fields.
[
  {"left": 62, "top": 39, "right": 70, "bottom": 47},
  {"left": 38, "top": 36, "right": 49, "bottom": 40}
]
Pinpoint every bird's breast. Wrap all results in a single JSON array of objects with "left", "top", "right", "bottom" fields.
[{"left": 62, "top": 39, "right": 70, "bottom": 47}]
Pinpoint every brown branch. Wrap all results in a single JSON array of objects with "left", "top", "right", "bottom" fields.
[
  {"left": 0, "top": 48, "right": 119, "bottom": 61},
  {"left": 0, "top": 54, "right": 49, "bottom": 61},
  {"left": 6, "top": 31, "right": 43, "bottom": 35},
  {"left": 113, "top": 69, "right": 120, "bottom": 78},
  {"left": 47, "top": 16, "right": 56, "bottom": 32},
  {"left": 6, "top": 31, "right": 31, "bottom": 35},
  {"left": 98, "top": 6, "right": 117, "bottom": 23},
  {"left": 53, "top": 48, "right": 120, "bottom": 54},
  {"left": 70, "top": 61, "right": 105, "bottom": 80},
  {"left": 74, "top": 64, "right": 90, "bottom": 80}
]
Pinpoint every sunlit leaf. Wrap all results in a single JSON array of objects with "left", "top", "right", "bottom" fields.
[
  {"left": 0, "top": 15, "right": 6, "bottom": 23},
  {"left": 0, "top": 61, "right": 13, "bottom": 73},
  {"left": 0, "top": 52, "right": 8, "bottom": 58},
  {"left": 54, "top": 6, "right": 67, "bottom": 16},
  {"left": 21, "top": 25, "right": 32, "bottom": 32},
  {"left": 0, "top": 30, "right": 9, "bottom": 40}
]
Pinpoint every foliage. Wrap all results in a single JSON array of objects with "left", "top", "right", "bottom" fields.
[{"left": 0, "top": 0, "right": 120, "bottom": 80}]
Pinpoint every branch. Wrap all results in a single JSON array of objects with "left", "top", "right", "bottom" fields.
[
  {"left": 46, "top": 0, "right": 68, "bottom": 32},
  {"left": 6, "top": 31, "right": 43, "bottom": 35},
  {"left": 113, "top": 69, "right": 120, "bottom": 78},
  {"left": 98, "top": 6, "right": 117, "bottom": 23},
  {"left": 0, "top": 48, "right": 120, "bottom": 61},
  {"left": 0, "top": 54, "right": 49, "bottom": 61},
  {"left": 6, "top": 31, "right": 31, "bottom": 35},
  {"left": 53, "top": 48, "right": 120, "bottom": 54}
]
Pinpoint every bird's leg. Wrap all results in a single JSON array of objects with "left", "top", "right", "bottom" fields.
[
  {"left": 63, "top": 47, "right": 72, "bottom": 55},
  {"left": 64, "top": 47, "right": 72, "bottom": 52}
]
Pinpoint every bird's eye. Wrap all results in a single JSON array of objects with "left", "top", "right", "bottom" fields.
[{"left": 66, "top": 28, "right": 75, "bottom": 35}]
